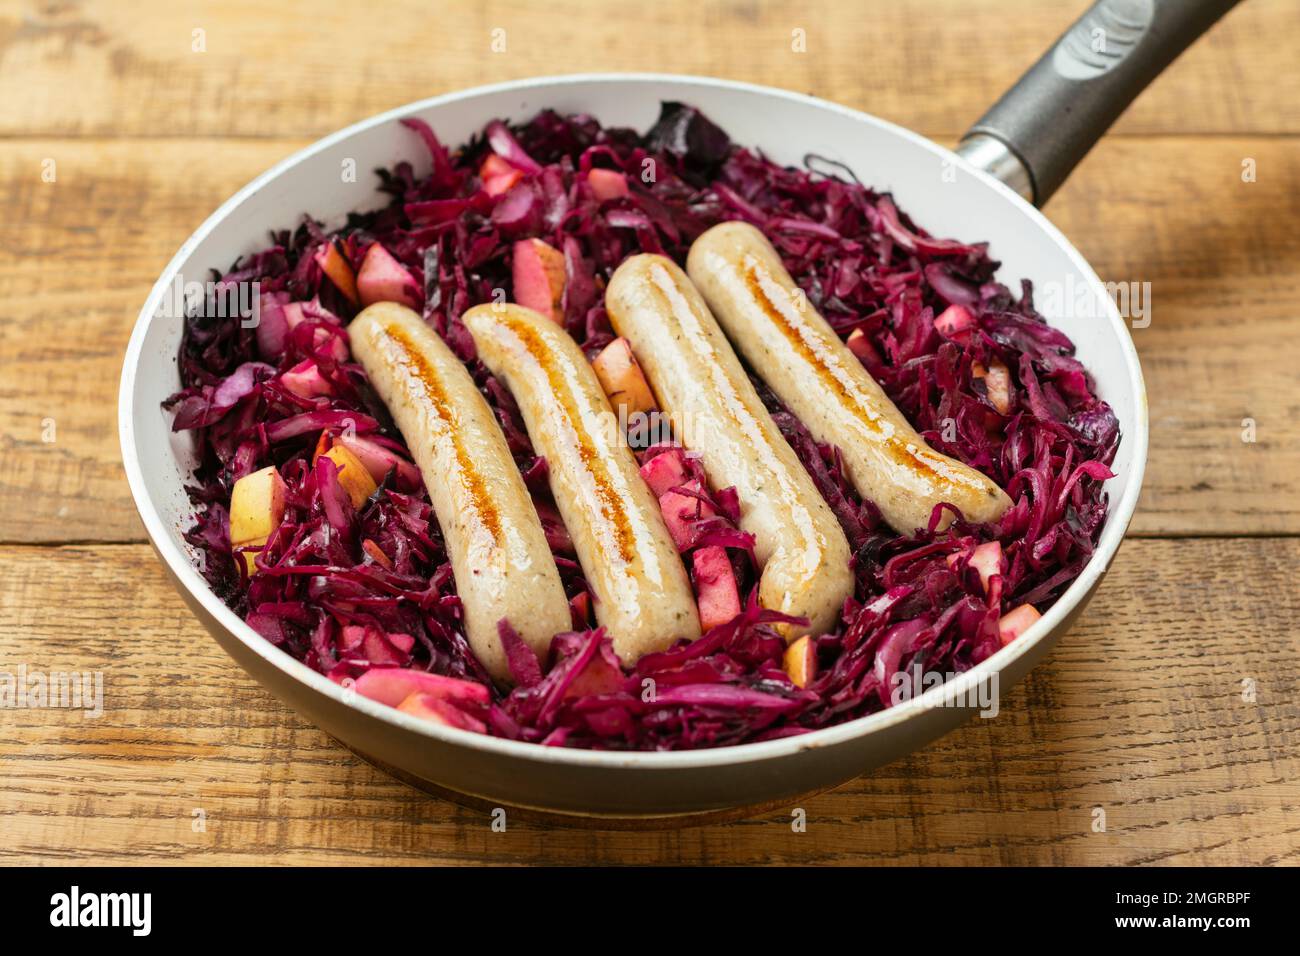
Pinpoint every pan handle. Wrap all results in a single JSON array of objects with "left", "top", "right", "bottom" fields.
[{"left": 957, "top": 0, "right": 1241, "bottom": 206}]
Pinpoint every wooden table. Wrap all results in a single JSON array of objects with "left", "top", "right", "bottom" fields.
[{"left": 2, "top": 0, "right": 1297, "bottom": 866}]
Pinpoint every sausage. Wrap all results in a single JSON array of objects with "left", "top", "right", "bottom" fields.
[
  {"left": 687, "top": 221, "right": 1012, "bottom": 533},
  {"left": 462, "top": 303, "right": 701, "bottom": 664},
  {"left": 349, "top": 302, "right": 570, "bottom": 682},
  {"left": 605, "top": 255, "right": 853, "bottom": 640}
]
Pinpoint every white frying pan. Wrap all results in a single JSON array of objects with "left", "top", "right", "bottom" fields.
[{"left": 119, "top": 0, "right": 1237, "bottom": 819}]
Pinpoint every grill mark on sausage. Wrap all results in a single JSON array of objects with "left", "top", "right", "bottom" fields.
[
  {"left": 743, "top": 259, "right": 997, "bottom": 495},
  {"left": 500, "top": 316, "right": 637, "bottom": 565},
  {"left": 637, "top": 258, "right": 831, "bottom": 575},
  {"left": 382, "top": 323, "right": 502, "bottom": 540}
]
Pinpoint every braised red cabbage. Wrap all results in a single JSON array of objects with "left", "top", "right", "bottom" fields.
[{"left": 165, "top": 103, "right": 1118, "bottom": 750}]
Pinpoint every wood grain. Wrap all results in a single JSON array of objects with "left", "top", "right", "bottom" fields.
[
  {"left": 2, "top": 136, "right": 1297, "bottom": 541},
  {"left": 0, "top": 0, "right": 1294, "bottom": 140},
  {"left": 1, "top": 0, "right": 1296, "bottom": 868},
  {"left": 0, "top": 539, "right": 1295, "bottom": 865}
]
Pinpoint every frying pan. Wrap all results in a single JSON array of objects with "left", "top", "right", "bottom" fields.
[{"left": 119, "top": 0, "right": 1237, "bottom": 819}]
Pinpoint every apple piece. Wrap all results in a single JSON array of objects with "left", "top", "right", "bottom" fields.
[
  {"left": 334, "top": 433, "right": 422, "bottom": 489},
  {"left": 511, "top": 238, "right": 566, "bottom": 323},
  {"left": 784, "top": 635, "right": 817, "bottom": 688},
  {"left": 313, "top": 240, "right": 360, "bottom": 306},
  {"left": 997, "top": 603, "right": 1041, "bottom": 646},
  {"left": 342, "top": 625, "right": 409, "bottom": 666},
  {"left": 846, "top": 328, "right": 882, "bottom": 365},
  {"left": 984, "top": 357, "right": 1012, "bottom": 414},
  {"left": 229, "top": 465, "right": 287, "bottom": 544},
  {"left": 353, "top": 667, "right": 491, "bottom": 708},
  {"left": 337, "top": 625, "right": 365, "bottom": 653},
  {"left": 692, "top": 545, "right": 741, "bottom": 631},
  {"left": 587, "top": 168, "right": 629, "bottom": 201},
  {"left": 947, "top": 540, "right": 1004, "bottom": 594},
  {"left": 591, "top": 337, "right": 657, "bottom": 418},
  {"left": 484, "top": 175, "right": 521, "bottom": 198},
  {"left": 638, "top": 448, "right": 688, "bottom": 497},
  {"left": 281, "top": 359, "right": 333, "bottom": 399},
  {"left": 934, "top": 304, "right": 977, "bottom": 343},
  {"left": 972, "top": 358, "right": 1013, "bottom": 414},
  {"left": 321, "top": 443, "right": 378, "bottom": 509},
  {"left": 229, "top": 465, "right": 288, "bottom": 574},
  {"left": 968, "top": 541, "right": 1003, "bottom": 592},
  {"left": 396, "top": 692, "right": 488, "bottom": 733},
  {"left": 658, "top": 483, "right": 714, "bottom": 551},
  {"left": 361, "top": 627, "right": 413, "bottom": 666},
  {"left": 357, "top": 242, "right": 422, "bottom": 310},
  {"left": 480, "top": 153, "right": 524, "bottom": 197}
]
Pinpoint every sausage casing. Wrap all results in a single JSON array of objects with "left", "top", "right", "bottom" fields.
[
  {"left": 350, "top": 303, "right": 571, "bottom": 681},
  {"left": 605, "top": 255, "right": 853, "bottom": 639},
  {"left": 463, "top": 303, "right": 701, "bottom": 664},
  {"left": 687, "top": 221, "right": 1012, "bottom": 533}
]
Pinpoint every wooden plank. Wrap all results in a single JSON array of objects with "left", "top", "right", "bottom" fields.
[
  {"left": 0, "top": 0, "right": 1294, "bottom": 140},
  {"left": 2, "top": 136, "right": 1297, "bottom": 541},
  {"left": 1, "top": 538, "right": 1295, "bottom": 865}
]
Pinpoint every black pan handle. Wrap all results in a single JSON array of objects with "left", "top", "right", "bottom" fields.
[{"left": 957, "top": 0, "right": 1242, "bottom": 206}]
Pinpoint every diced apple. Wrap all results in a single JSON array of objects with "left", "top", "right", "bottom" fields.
[
  {"left": 639, "top": 448, "right": 688, "bottom": 497},
  {"left": 997, "top": 603, "right": 1041, "bottom": 646},
  {"left": 337, "top": 625, "right": 365, "bottom": 653},
  {"left": 973, "top": 358, "right": 1013, "bottom": 415},
  {"left": 934, "top": 304, "right": 977, "bottom": 343},
  {"left": 334, "top": 433, "right": 422, "bottom": 489},
  {"left": 480, "top": 153, "right": 523, "bottom": 197},
  {"left": 366, "top": 628, "right": 413, "bottom": 665},
  {"left": 343, "top": 625, "right": 410, "bottom": 666},
  {"left": 321, "top": 443, "right": 378, "bottom": 509},
  {"left": 229, "top": 465, "right": 288, "bottom": 574},
  {"left": 946, "top": 542, "right": 1002, "bottom": 594},
  {"left": 283, "top": 301, "right": 306, "bottom": 330},
  {"left": 846, "top": 328, "right": 881, "bottom": 365},
  {"left": 591, "top": 337, "right": 657, "bottom": 418},
  {"left": 968, "top": 541, "right": 1003, "bottom": 592},
  {"left": 659, "top": 483, "right": 714, "bottom": 551},
  {"left": 352, "top": 667, "right": 491, "bottom": 708},
  {"left": 587, "top": 168, "right": 629, "bottom": 201},
  {"left": 692, "top": 545, "right": 740, "bottom": 631},
  {"left": 784, "top": 635, "right": 817, "bottom": 688},
  {"left": 985, "top": 358, "right": 1012, "bottom": 414},
  {"left": 281, "top": 359, "right": 332, "bottom": 399},
  {"left": 357, "top": 242, "right": 422, "bottom": 310},
  {"left": 313, "top": 240, "right": 359, "bottom": 306},
  {"left": 512, "top": 238, "right": 566, "bottom": 323},
  {"left": 396, "top": 692, "right": 488, "bottom": 733}
]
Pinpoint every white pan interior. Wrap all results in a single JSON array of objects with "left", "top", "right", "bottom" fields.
[{"left": 121, "top": 74, "right": 1146, "bottom": 767}]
